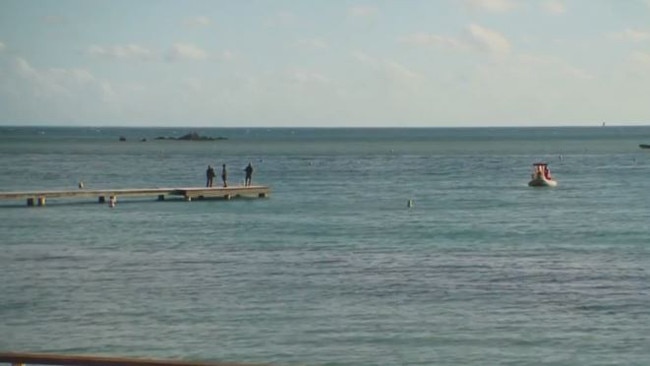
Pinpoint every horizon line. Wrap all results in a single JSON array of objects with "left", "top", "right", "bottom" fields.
[{"left": 1, "top": 123, "right": 647, "bottom": 129}]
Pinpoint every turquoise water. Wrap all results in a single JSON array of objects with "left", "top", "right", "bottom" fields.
[{"left": 1, "top": 126, "right": 650, "bottom": 365}]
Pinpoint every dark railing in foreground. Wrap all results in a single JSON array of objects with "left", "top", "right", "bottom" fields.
[{"left": 0, "top": 352, "right": 269, "bottom": 366}]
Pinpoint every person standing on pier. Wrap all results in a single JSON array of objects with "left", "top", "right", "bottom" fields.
[
  {"left": 221, "top": 164, "right": 228, "bottom": 187},
  {"left": 244, "top": 162, "right": 253, "bottom": 186},
  {"left": 206, "top": 165, "right": 216, "bottom": 187}
]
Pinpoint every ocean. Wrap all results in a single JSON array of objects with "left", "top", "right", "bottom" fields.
[{"left": 1, "top": 126, "right": 650, "bottom": 365}]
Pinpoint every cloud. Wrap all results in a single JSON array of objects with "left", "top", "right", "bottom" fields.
[
  {"left": 214, "top": 50, "right": 235, "bottom": 62},
  {"left": 348, "top": 5, "right": 379, "bottom": 17},
  {"left": 629, "top": 51, "right": 650, "bottom": 66},
  {"left": 353, "top": 51, "right": 378, "bottom": 66},
  {"left": 465, "top": 24, "right": 511, "bottom": 55},
  {"left": 2, "top": 56, "right": 116, "bottom": 118},
  {"left": 515, "top": 53, "right": 594, "bottom": 80},
  {"left": 400, "top": 24, "right": 510, "bottom": 56},
  {"left": 353, "top": 52, "right": 421, "bottom": 83},
  {"left": 609, "top": 28, "right": 650, "bottom": 42},
  {"left": 0, "top": 41, "right": 5, "bottom": 52},
  {"left": 465, "top": 0, "right": 516, "bottom": 13},
  {"left": 399, "top": 32, "right": 466, "bottom": 49},
  {"left": 86, "top": 43, "right": 231, "bottom": 62},
  {"left": 384, "top": 61, "right": 419, "bottom": 80},
  {"left": 166, "top": 43, "right": 208, "bottom": 61},
  {"left": 87, "top": 44, "right": 154, "bottom": 60},
  {"left": 183, "top": 16, "right": 211, "bottom": 28},
  {"left": 542, "top": 0, "right": 566, "bottom": 15},
  {"left": 290, "top": 70, "right": 330, "bottom": 85}
]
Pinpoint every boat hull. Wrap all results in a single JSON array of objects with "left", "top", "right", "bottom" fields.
[{"left": 528, "top": 177, "right": 557, "bottom": 187}]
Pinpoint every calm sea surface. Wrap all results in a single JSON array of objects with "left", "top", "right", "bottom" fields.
[{"left": 1, "top": 126, "right": 650, "bottom": 365}]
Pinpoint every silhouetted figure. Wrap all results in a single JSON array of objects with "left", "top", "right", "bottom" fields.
[
  {"left": 244, "top": 162, "right": 253, "bottom": 186},
  {"left": 221, "top": 164, "right": 228, "bottom": 187},
  {"left": 206, "top": 165, "right": 216, "bottom": 187}
]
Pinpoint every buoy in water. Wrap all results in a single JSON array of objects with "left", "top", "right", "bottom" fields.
[{"left": 407, "top": 199, "right": 414, "bottom": 208}]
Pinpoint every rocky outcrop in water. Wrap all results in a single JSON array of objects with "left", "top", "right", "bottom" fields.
[{"left": 154, "top": 132, "right": 228, "bottom": 141}]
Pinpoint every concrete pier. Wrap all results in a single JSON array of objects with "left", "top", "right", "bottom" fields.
[{"left": 0, "top": 185, "right": 270, "bottom": 207}]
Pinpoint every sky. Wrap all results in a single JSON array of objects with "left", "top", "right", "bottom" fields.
[{"left": 1, "top": 0, "right": 650, "bottom": 127}]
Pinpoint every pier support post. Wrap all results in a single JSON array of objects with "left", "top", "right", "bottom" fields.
[
  {"left": 224, "top": 194, "right": 231, "bottom": 200},
  {"left": 98, "top": 196, "right": 105, "bottom": 203},
  {"left": 258, "top": 192, "right": 267, "bottom": 198},
  {"left": 158, "top": 195, "right": 165, "bottom": 201},
  {"left": 185, "top": 196, "right": 192, "bottom": 202},
  {"left": 27, "top": 198, "right": 34, "bottom": 206},
  {"left": 37, "top": 197, "right": 46, "bottom": 206}
]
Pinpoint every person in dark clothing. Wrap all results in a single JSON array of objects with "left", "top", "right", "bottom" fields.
[
  {"left": 244, "top": 162, "right": 253, "bottom": 186},
  {"left": 206, "top": 165, "right": 216, "bottom": 187},
  {"left": 221, "top": 164, "right": 228, "bottom": 187}
]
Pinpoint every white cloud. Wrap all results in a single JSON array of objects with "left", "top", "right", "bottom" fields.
[
  {"left": 629, "top": 51, "right": 650, "bottom": 66},
  {"left": 348, "top": 5, "right": 379, "bottom": 17},
  {"left": 400, "top": 25, "right": 510, "bottom": 55},
  {"left": 87, "top": 44, "right": 154, "bottom": 60},
  {"left": 216, "top": 50, "right": 235, "bottom": 61},
  {"left": 0, "top": 56, "right": 117, "bottom": 123},
  {"left": 166, "top": 43, "right": 208, "bottom": 61},
  {"left": 515, "top": 54, "right": 593, "bottom": 80},
  {"left": 399, "top": 32, "right": 466, "bottom": 49},
  {"left": 465, "top": 24, "right": 511, "bottom": 55},
  {"left": 466, "top": 0, "right": 516, "bottom": 13},
  {"left": 353, "top": 52, "right": 421, "bottom": 83},
  {"left": 353, "top": 51, "right": 380, "bottom": 67},
  {"left": 609, "top": 28, "right": 650, "bottom": 42},
  {"left": 542, "top": 0, "right": 566, "bottom": 15},
  {"left": 184, "top": 16, "right": 211, "bottom": 28},
  {"left": 13, "top": 57, "right": 37, "bottom": 79},
  {"left": 384, "top": 61, "right": 420, "bottom": 80}
]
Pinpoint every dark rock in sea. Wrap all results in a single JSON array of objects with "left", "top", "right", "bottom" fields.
[
  {"left": 119, "top": 136, "right": 126, "bottom": 141},
  {"left": 177, "top": 132, "right": 227, "bottom": 141},
  {"left": 152, "top": 132, "right": 227, "bottom": 141}
]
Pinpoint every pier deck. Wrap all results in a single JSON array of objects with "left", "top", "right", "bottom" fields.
[
  {"left": 0, "top": 352, "right": 259, "bottom": 366},
  {"left": 0, "top": 185, "right": 270, "bottom": 206}
]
